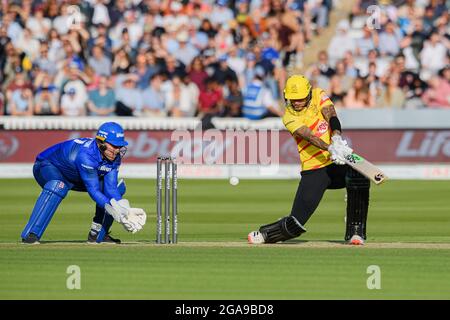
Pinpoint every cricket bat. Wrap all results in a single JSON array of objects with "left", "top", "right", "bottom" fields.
[{"left": 344, "top": 153, "right": 387, "bottom": 185}]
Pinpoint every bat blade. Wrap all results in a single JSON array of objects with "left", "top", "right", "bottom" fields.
[{"left": 344, "top": 153, "right": 387, "bottom": 185}]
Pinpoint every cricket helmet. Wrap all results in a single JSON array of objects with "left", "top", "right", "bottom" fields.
[
  {"left": 96, "top": 122, "right": 128, "bottom": 147},
  {"left": 283, "top": 75, "right": 312, "bottom": 100}
]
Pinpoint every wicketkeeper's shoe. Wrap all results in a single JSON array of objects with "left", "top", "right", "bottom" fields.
[
  {"left": 22, "top": 233, "right": 40, "bottom": 244},
  {"left": 348, "top": 235, "right": 365, "bottom": 245},
  {"left": 87, "top": 231, "right": 121, "bottom": 244},
  {"left": 248, "top": 231, "right": 265, "bottom": 244},
  {"left": 103, "top": 233, "right": 121, "bottom": 244}
]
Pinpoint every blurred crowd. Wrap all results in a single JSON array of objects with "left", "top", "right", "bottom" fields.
[
  {"left": 307, "top": 0, "right": 450, "bottom": 109},
  {"left": 0, "top": 0, "right": 448, "bottom": 121}
]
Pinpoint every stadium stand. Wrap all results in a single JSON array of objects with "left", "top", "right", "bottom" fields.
[{"left": 0, "top": 0, "right": 448, "bottom": 121}]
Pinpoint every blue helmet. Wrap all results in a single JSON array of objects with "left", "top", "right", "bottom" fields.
[{"left": 96, "top": 122, "right": 128, "bottom": 147}]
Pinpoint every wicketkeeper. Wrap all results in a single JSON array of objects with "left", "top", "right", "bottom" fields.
[
  {"left": 248, "top": 75, "right": 370, "bottom": 245},
  {"left": 21, "top": 122, "right": 147, "bottom": 244}
]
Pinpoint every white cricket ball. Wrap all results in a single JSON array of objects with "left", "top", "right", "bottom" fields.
[{"left": 229, "top": 176, "right": 239, "bottom": 186}]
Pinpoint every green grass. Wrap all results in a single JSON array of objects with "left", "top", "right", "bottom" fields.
[{"left": 1, "top": 179, "right": 450, "bottom": 299}]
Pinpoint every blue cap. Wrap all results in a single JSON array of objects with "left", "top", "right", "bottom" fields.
[
  {"left": 217, "top": 0, "right": 228, "bottom": 6},
  {"left": 96, "top": 122, "right": 128, "bottom": 147}
]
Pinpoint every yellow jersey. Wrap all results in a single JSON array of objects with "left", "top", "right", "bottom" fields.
[{"left": 282, "top": 88, "right": 334, "bottom": 171}]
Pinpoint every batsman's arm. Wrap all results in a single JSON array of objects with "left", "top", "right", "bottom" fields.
[
  {"left": 321, "top": 104, "right": 342, "bottom": 137},
  {"left": 293, "top": 126, "right": 329, "bottom": 151}
]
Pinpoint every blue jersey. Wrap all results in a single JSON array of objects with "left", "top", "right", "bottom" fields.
[{"left": 36, "top": 138, "right": 122, "bottom": 208}]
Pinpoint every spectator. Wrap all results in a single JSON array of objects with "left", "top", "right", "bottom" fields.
[
  {"left": 87, "top": 76, "right": 116, "bottom": 116},
  {"left": 305, "top": 0, "right": 330, "bottom": 34},
  {"left": 343, "top": 77, "right": 374, "bottom": 109},
  {"left": 141, "top": 73, "right": 166, "bottom": 117},
  {"left": 163, "top": 55, "right": 186, "bottom": 80},
  {"left": 131, "top": 51, "right": 160, "bottom": 90},
  {"left": 188, "top": 56, "right": 209, "bottom": 92},
  {"left": 114, "top": 73, "right": 142, "bottom": 116},
  {"left": 47, "top": 29, "right": 64, "bottom": 64},
  {"left": 214, "top": 23, "right": 235, "bottom": 58},
  {"left": 212, "top": 54, "right": 238, "bottom": 85},
  {"left": 53, "top": 3, "right": 72, "bottom": 35},
  {"left": 222, "top": 78, "right": 243, "bottom": 117},
  {"left": 210, "top": 0, "right": 235, "bottom": 28},
  {"left": 34, "top": 73, "right": 59, "bottom": 116},
  {"left": 356, "top": 25, "right": 379, "bottom": 56},
  {"left": 5, "top": 68, "right": 32, "bottom": 101},
  {"left": 378, "top": 21, "right": 403, "bottom": 57},
  {"left": 162, "top": 1, "right": 189, "bottom": 32},
  {"left": 343, "top": 51, "right": 360, "bottom": 79},
  {"left": 401, "top": 71, "right": 427, "bottom": 109},
  {"left": 173, "top": 31, "right": 199, "bottom": 68},
  {"left": 408, "top": 19, "right": 427, "bottom": 62},
  {"left": 91, "top": 0, "right": 111, "bottom": 27},
  {"left": 110, "top": 9, "right": 143, "bottom": 50},
  {"left": 306, "top": 65, "right": 330, "bottom": 93},
  {"left": 360, "top": 49, "right": 391, "bottom": 78},
  {"left": 112, "top": 47, "right": 132, "bottom": 74},
  {"left": 34, "top": 42, "right": 58, "bottom": 76},
  {"left": 14, "top": 28, "right": 40, "bottom": 61},
  {"left": 60, "top": 87, "right": 87, "bottom": 116},
  {"left": 329, "top": 60, "right": 354, "bottom": 104},
  {"left": 60, "top": 64, "right": 90, "bottom": 103},
  {"left": 7, "top": 86, "right": 34, "bottom": 116},
  {"left": 87, "top": 23, "right": 113, "bottom": 55},
  {"left": 2, "top": 10, "right": 23, "bottom": 45},
  {"left": 315, "top": 50, "right": 335, "bottom": 78},
  {"left": 88, "top": 45, "right": 112, "bottom": 77},
  {"left": 376, "top": 75, "right": 406, "bottom": 109},
  {"left": 327, "top": 20, "right": 356, "bottom": 66},
  {"left": 181, "top": 72, "right": 200, "bottom": 116},
  {"left": 198, "top": 76, "right": 224, "bottom": 115},
  {"left": 26, "top": 5, "right": 51, "bottom": 41},
  {"left": 242, "top": 66, "right": 282, "bottom": 120},
  {"left": 165, "top": 73, "right": 199, "bottom": 117},
  {"left": 227, "top": 46, "right": 246, "bottom": 86},
  {"left": 421, "top": 75, "right": 450, "bottom": 108},
  {"left": 34, "top": 86, "right": 59, "bottom": 116},
  {"left": 420, "top": 31, "right": 448, "bottom": 81}
]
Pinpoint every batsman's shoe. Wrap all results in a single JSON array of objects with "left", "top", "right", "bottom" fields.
[
  {"left": 87, "top": 231, "right": 121, "bottom": 244},
  {"left": 22, "top": 233, "right": 40, "bottom": 244},
  {"left": 349, "top": 235, "right": 364, "bottom": 245},
  {"left": 248, "top": 231, "right": 265, "bottom": 244}
]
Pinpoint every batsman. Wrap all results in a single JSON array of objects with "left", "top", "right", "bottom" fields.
[
  {"left": 21, "top": 122, "right": 147, "bottom": 244},
  {"left": 248, "top": 75, "right": 370, "bottom": 245}
]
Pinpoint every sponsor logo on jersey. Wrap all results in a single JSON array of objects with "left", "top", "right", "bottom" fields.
[
  {"left": 99, "top": 165, "right": 112, "bottom": 173},
  {"left": 316, "top": 120, "right": 329, "bottom": 135}
]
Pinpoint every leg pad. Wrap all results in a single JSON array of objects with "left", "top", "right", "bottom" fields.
[
  {"left": 345, "top": 168, "right": 370, "bottom": 240},
  {"left": 21, "top": 180, "right": 69, "bottom": 240},
  {"left": 259, "top": 216, "right": 306, "bottom": 243}
]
